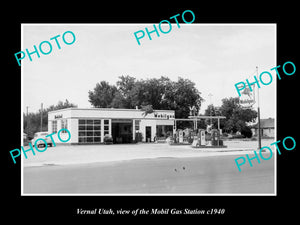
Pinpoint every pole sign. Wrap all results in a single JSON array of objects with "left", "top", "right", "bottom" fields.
[{"left": 238, "top": 84, "right": 255, "bottom": 108}]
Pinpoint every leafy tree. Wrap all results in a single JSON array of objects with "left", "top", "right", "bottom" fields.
[
  {"left": 219, "top": 97, "right": 257, "bottom": 135},
  {"left": 137, "top": 78, "right": 166, "bottom": 109},
  {"left": 116, "top": 75, "right": 136, "bottom": 98},
  {"left": 24, "top": 99, "right": 77, "bottom": 139},
  {"left": 128, "top": 80, "right": 147, "bottom": 108},
  {"left": 116, "top": 75, "right": 136, "bottom": 108},
  {"left": 110, "top": 91, "right": 127, "bottom": 108},
  {"left": 204, "top": 104, "right": 224, "bottom": 129},
  {"left": 88, "top": 81, "right": 117, "bottom": 108},
  {"left": 169, "top": 77, "right": 203, "bottom": 119},
  {"left": 88, "top": 76, "right": 204, "bottom": 125}
]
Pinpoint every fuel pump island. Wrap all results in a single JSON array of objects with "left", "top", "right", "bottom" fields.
[{"left": 170, "top": 115, "right": 227, "bottom": 148}]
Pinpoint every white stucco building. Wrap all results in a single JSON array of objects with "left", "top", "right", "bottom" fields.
[{"left": 48, "top": 107, "right": 175, "bottom": 144}]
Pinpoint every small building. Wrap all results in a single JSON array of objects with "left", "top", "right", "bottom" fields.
[
  {"left": 48, "top": 107, "right": 175, "bottom": 144},
  {"left": 251, "top": 118, "right": 275, "bottom": 138}
]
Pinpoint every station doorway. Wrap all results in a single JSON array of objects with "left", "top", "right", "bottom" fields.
[
  {"left": 145, "top": 126, "right": 152, "bottom": 142},
  {"left": 112, "top": 119, "right": 133, "bottom": 144}
]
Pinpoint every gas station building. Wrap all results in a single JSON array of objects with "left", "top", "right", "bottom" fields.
[{"left": 48, "top": 107, "right": 175, "bottom": 144}]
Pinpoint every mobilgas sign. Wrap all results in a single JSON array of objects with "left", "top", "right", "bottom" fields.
[{"left": 238, "top": 85, "right": 255, "bottom": 108}]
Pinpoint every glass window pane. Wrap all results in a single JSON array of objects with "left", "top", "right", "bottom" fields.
[
  {"left": 94, "top": 137, "right": 101, "bottom": 142},
  {"left": 104, "top": 131, "right": 109, "bottom": 135},
  {"left": 79, "top": 131, "right": 86, "bottom": 136},
  {"left": 94, "top": 126, "right": 101, "bottom": 130},
  {"left": 87, "top": 120, "right": 93, "bottom": 125},
  {"left": 87, "top": 132, "right": 93, "bottom": 136},
  {"left": 79, "top": 120, "right": 86, "bottom": 124},
  {"left": 79, "top": 137, "right": 86, "bottom": 143},
  {"left": 87, "top": 137, "right": 93, "bottom": 142},
  {"left": 87, "top": 125, "right": 93, "bottom": 130},
  {"left": 79, "top": 125, "right": 86, "bottom": 130},
  {"left": 94, "top": 120, "right": 101, "bottom": 125},
  {"left": 94, "top": 131, "right": 101, "bottom": 136},
  {"left": 52, "top": 121, "right": 57, "bottom": 133},
  {"left": 104, "top": 120, "right": 109, "bottom": 125},
  {"left": 104, "top": 125, "right": 109, "bottom": 131}
]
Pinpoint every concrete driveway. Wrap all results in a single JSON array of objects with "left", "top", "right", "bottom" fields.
[{"left": 22, "top": 139, "right": 274, "bottom": 167}]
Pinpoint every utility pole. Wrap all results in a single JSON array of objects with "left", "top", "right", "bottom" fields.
[
  {"left": 208, "top": 93, "right": 213, "bottom": 126},
  {"left": 256, "top": 66, "right": 262, "bottom": 150},
  {"left": 40, "top": 103, "right": 43, "bottom": 132},
  {"left": 26, "top": 106, "right": 29, "bottom": 134}
]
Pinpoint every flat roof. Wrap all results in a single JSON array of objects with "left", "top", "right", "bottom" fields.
[
  {"left": 188, "top": 116, "right": 226, "bottom": 119},
  {"left": 48, "top": 107, "right": 175, "bottom": 114}
]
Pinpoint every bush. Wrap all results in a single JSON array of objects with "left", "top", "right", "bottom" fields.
[
  {"left": 241, "top": 126, "right": 252, "bottom": 138},
  {"left": 228, "top": 134, "right": 244, "bottom": 139},
  {"left": 104, "top": 134, "right": 113, "bottom": 144},
  {"left": 222, "top": 133, "right": 229, "bottom": 137},
  {"left": 135, "top": 132, "right": 143, "bottom": 142}
]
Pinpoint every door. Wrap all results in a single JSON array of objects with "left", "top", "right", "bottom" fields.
[
  {"left": 146, "top": 126, "right": 151, "bottom": 142},
  {"left": 112, "top": 120, "right": 133, "bottom": 143}
]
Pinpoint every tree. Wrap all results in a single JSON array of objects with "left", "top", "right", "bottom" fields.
[
  {"left": 110, "top": 91, "right": 127, "bottom": 108},
  {"left": 115, "top": 75, "right": 136, "bottom": 108},
  {"left": 137, "top": 78, "right": 165, "bottom": 109},
  {"left": 88, "top": 81, "right": 117, "bottom": 108},
  {"left": 219, "top": 97, "right": 257, "bottom": 135},
  {"left": 168, "top": 77, "right": 203, "bottom": 119},
  {"left": 204, "top": 104, "right": 224, "bottom": 129},
  {"left": 88, "top": 76, "right": 204, "bottom": 124},
  {"left": 24, "top": 99, "right": 77, "bottom": 139},
  {"left": 116, "top": 75, "right": 136, "bottom": 98},
  {"left": 47, "top": 99, "right": 77, "bottom": 111}
]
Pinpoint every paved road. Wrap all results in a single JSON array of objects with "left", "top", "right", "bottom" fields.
[{"left": 23, "top": 154, "right": 274, "bottom": 194}]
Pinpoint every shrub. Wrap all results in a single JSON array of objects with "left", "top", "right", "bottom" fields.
[
  {"left": 135, "top": 132, "right": 143, "bottom": 142},
  {"left": 104, "top": 134, "right": 113, "bottom": 144},
  {"left": 241, "top": 126, "right": 252, "bottom": 138}
]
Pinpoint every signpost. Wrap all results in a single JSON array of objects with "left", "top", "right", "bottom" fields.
[{"left": 238, "top": 67, "right": 261, "bottom": 150}]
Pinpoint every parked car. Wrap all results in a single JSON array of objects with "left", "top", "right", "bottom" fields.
[{"left": 31, "top": 132, "right": 54, "bottom": 148}]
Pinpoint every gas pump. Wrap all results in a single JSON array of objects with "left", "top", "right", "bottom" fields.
[
  {"left": 199, "top": 129, "right": 205, "bottom": 146},
  {"left": 211, "top": 129, "right": 223, "bottom": 146}
]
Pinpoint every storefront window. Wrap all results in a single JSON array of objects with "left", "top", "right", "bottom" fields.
[
  {"left": 61, "top": 119, "right": 68, "bottom": 133},
  {"left": 104, "top": 119, "right": 110, "bottom": 135},
  {"left": 135, "top": 120, "right": 140, "bottom": 131},
  {"left": 78, "top": 119, "right": 102, "bottom": 143},
  {"left": 156, "top": 125, "right": 173, "bottom": 138},
  {"left": 52, "top": 121, "right": 57, "bottom": 133}
]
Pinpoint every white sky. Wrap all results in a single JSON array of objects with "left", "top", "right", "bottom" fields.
[{"left": 22, "top": 24, "right": 276, "bottom": 119}]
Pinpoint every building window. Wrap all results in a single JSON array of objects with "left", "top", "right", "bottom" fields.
[
  {"left": 156, "top": 125, "right": 173, "bottom": 138},
  {"left": 135, "top": 120, "right": 140, "bottom": 131},
  {"left": 61, "top": 119, "right": 68, "bottom": 133},
  {"left": 52, "top": 121, "right": 57, "bottom": 133},
  {"left": 104, "top": 119, "right": 110, "bottom": 135},
  {"left": 78, "top": 119, "right": 101, "bottom": 143}
]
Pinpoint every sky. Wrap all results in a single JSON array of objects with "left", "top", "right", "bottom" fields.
[{"left": 22, "top": 23, "right": 276, "bottom": 119}]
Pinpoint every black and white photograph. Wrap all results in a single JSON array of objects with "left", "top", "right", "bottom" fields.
[
  {"left": 4, "top": 4, "right": 298, "bottom": 221},
  {"left": 21, "top": 23, "right": 276, "bottom": 195}
]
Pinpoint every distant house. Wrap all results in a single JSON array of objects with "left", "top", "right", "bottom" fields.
[{"left": 251, "top": 118, "right": 275, "bottom": 138}]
